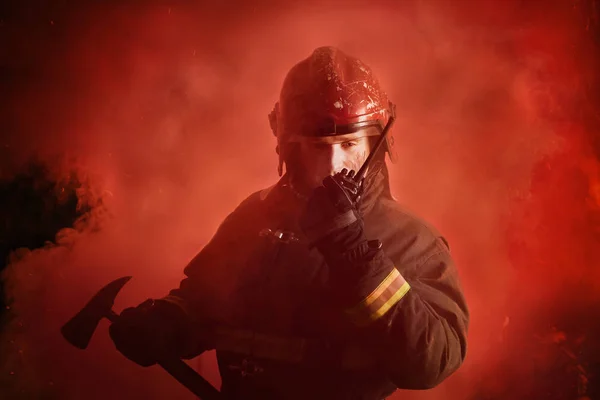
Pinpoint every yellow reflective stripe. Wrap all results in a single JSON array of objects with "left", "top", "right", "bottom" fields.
[
  {"left": 351, "top": 268, "right": 400, "bottom": 311},
  {"left": 345, "top": 268, "right": 411, "bottom": 326},
  {"left": 371, "top": 281, "right": 411, "bottom": 320}
]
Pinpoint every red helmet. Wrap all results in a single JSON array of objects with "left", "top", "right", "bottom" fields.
[{"left": 269, "top": 46, "right": 397, "bottom": 176}]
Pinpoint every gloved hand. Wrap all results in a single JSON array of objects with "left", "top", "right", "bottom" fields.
[
  {"left": 299, "top": 168, "right": 381, "bottom": 266},
  {"left": 109, "top": 298, "right": 194, "bottom": 367}
]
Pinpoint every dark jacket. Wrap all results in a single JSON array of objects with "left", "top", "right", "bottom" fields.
[{"left": 164, "top": 170, "right": 469, "bottom": 399}]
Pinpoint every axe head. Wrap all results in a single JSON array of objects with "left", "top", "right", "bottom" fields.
[{"left": 61, "top": 276, "right": 132, "bottom": 349}]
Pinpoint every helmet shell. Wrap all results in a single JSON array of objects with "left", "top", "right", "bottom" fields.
[{"left": 269, "top": 46, "right": 397, "bottom": 175}]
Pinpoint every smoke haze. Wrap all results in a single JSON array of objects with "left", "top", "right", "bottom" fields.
[{"left": 1, "top": 1, "right": 599, "bottom": 398}]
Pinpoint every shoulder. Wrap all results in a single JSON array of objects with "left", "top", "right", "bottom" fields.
[
  {"left": 232, "top": 182, "right": 278, "bottom": 213},
  {"left": 376, "top": 198, "right": 447, "bottom": 245},
  {"left": 182, "top": 184, "right": 277, "bottom": 280},
  {"left": 368, "top": 197, "right": 451, "bottom": 270},
  {"left": 217, "top": 187, "right": 269, "bottom": 228},
  {"left": 215, "top": 182, "right": 281, "bottom": 230}
]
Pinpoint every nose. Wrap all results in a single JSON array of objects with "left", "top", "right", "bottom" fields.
[{"left": 325, "top": 144, "right": 346, "bottom": 174}]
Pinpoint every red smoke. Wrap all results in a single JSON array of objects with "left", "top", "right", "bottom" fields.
[{"left": 1, "top": 1, "right": 599, "bottom": 399}]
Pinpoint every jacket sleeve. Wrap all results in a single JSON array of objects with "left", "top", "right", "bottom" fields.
[
  {"left": 331, "top": 226, "right": 469, "bottom": 390},
  {"left": 161, "top": 206, "right": 244, "bottom": 325},
  {"left": 156, "top": 198, "right": 253, "bottom": 357}
]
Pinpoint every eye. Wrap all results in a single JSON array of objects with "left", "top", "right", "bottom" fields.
[{"left": 341, "top": 141, "right": 358, "bottom": 149}]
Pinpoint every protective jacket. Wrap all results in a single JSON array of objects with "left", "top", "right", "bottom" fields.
[{"left": 162, "top": 168, "right": 470, "bottom": 400}]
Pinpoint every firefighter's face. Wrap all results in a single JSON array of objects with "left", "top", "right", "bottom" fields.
[{"left": 296, "top": 129, "right": 375, "bottom": 191}]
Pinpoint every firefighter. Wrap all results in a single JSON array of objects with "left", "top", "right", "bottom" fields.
[{"left": 109, "top": 46, "right": 470, "bottom": 399}]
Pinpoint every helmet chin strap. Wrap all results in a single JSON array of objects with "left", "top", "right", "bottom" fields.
[
  {"left": 277, "top": 150, "right": 284, "bottom": 177},
  {"left": 354, "top": 109, "right": 396, "bottom": 182}
]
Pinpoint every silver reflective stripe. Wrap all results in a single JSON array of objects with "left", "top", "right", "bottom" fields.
[
  {"left": 209, "top": 327, "right": 376, "bottom": 370},
  {"left": 213, "top": 327, "right": 306, "bottom": 363}
]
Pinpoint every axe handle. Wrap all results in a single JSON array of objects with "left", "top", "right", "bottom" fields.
[
  {"left": 158, "top": 359, "right": 223, "bottom": 400},
  {"left": 106, "top": 312, "right": 223, "bottom": 399}
]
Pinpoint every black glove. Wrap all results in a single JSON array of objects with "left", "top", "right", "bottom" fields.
[
  {"left": 300, "top": 168, "right": 381, "bottom": 267},
  {"left": 109, "top": 299, "right": 194, "bottom": 367}
]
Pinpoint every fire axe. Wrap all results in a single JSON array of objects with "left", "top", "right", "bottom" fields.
[{"left": 60, "top": 276, "right": 223, "bottom": 400}]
